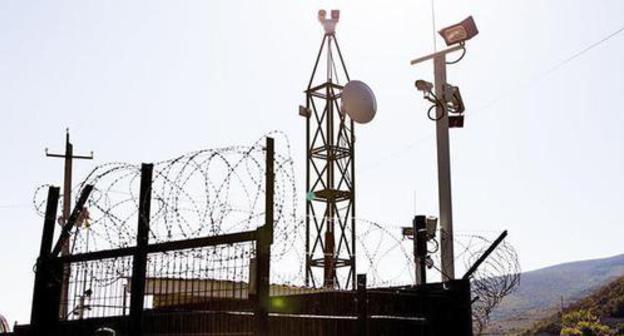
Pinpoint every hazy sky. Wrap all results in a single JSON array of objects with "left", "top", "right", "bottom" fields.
[{"left": 1, "top": 0, "right": 624, "bottom": 326}]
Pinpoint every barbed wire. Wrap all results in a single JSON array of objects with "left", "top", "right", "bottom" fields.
[
  {"left": 32, "top": 131, "right": 520, "bottom": 326},
  {"left": 455, "top": 234, "right": 521, "bottom": 335},
  {"left": 34, "top": 131, "right": 299, "bottom": 284}
]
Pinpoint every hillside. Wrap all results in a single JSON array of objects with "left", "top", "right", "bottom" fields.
[
  {"left": 520, "top": 274, "right": 624, "bottom": 335},
  {"left": 486, "top": 254, "right": 624, "bottom": 334}
]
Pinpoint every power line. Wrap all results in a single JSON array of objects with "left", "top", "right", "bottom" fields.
[
  {"left": 363, "top": 22, "right": 624, "bottom": 173},
  {"left": 359, "top": 131, "right": 434, "bottom": 174},
  {"left": 543, "top": 24, "right": 624, "bottom": 76},
  {"left": 476, "top": 22, "right": 624, "bottom": 114}
]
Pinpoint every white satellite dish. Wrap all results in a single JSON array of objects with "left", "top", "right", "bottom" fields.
[{"left": 341, "top": 80, "right": 377, "bottom": 124}]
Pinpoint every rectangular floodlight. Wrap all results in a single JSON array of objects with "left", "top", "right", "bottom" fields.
[{"left": 438, "top": 16, "right": 478, "bottom": 46}]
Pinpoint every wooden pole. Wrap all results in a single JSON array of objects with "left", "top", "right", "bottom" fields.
[{"left": 45, "top": 130, "right": 93, "bottom": 318}]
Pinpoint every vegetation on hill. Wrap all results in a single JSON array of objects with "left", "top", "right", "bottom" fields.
[
  {"left": 560, "top": 310, "right": 615, "bottom": 335},
  {"left": 521, "top": 275, "right": 624, "bottom": 335},
  {"left": 495, "top": 254, "right": 624, "bottom": 322},
  {"left": 487, "top": 254, "right": 624, "bottom": 334}
]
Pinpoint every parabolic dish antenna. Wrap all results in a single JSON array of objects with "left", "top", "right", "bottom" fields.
[{"left": 341, "top": 80, "right": 377, "bottom": 124}]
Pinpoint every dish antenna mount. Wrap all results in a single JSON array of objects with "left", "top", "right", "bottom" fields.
[{"left": 341, "top": 80, "right": 377, "bottom": 124}]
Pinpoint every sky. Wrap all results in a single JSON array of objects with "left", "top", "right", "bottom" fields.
[{"left": 1, "top": 0, "right": 624, "bottom": 326}]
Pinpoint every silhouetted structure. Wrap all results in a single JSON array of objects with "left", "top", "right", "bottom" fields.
[
  {"left": 303, "top": 10, "right": 357, "bottom": 290},
  {"left": 12, "top": 137, "right": 474, "bottom": 335}
]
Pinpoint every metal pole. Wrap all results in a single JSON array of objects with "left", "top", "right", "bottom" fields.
[
  {"left": 38, "top": 187, "right": 60, "bottom": 256},
  {"left": 130, "top": 163, "right": 153, "bottom": 336},
  {"left": 305, "top": 97, "right": 311, "bottom": 288},
  {"left": 350, "top": 117, "right": 356, "bottom": 290},
  {"left": 413, "top": 215, "right": 427, "bottom": 285},
  {"left": 324, "top": 36, "right": 336, "bottom": 288},
  {"left": 255, "top": 137, "right": 274, "bottom": 336},
  {"left": 462, "top": 230, "right": 508, "bottom": 280},
  {"left": 433, "top": 54, "right": 455, "bottom": 281},
  {"left": 30, "top": 187, "right": 60, "bottom": 334},
  {"left": 356, "top": 274, "right": 367, "bottom": 336}
]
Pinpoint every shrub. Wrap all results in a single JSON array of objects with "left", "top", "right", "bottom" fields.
[{"left": 560, "top": 310, "right": 613, "bottom": 336}]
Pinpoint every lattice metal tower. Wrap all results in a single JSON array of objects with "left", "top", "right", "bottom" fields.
[{"left": 302, "top": 10, "right": 356, "bottom": 289}]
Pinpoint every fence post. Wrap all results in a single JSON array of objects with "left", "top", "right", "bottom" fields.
[
  {"left": 130, "top": 163, "right": 153, "bottom": 336},
  {"left": 357, "top": 274, "right": 367, "bottom": 336},
  {"left": 51, "top": 185, "right": 94, "bottom": 257},
  {"left": 255, "top": 137, "right": 274, "bottom": 336},
  {"left": 414, "top": 215, "right": 427, "bottom": 285},
  {"left": 30, "top": 186, "right": 61, "bottom": 335}
]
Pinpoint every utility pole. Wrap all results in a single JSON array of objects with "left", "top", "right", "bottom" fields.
[
  {"left": 411, "top": 16, "right": 478, "bottom": 282},
  {"left": 411, "top": 44, "right": 463, "bottom": 281},
  {"left": 45, "top": 129, "right": 93, "bottom": 318},
  {"left": 411, "top": 16, "right": 479, "bottom": 283}
]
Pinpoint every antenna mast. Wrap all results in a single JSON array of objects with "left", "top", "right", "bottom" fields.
[{"left": 301, "top": 10, "right": 356, "bottom": 289}]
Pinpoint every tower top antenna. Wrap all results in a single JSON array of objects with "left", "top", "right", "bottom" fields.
[{"left": 318, "top": 9, "right": 340, "bottom": 34}]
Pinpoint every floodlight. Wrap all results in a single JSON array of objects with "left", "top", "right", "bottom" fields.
[
  {"left": 438, "top": 16, "right": 478, "bottom": 46},
  {"left": 415, "top": 80, "right": 434, "bottom": 93}
]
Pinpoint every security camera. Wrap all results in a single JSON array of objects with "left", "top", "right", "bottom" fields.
[
  {"left": 318, "top": 9, "right": 340, "bottom": 34},
  {"left": 415, "top": 80, "right": 434, "bottom": 93},
  {"left": 318, "top": 10, "right": 327, "bottom": 23}
]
